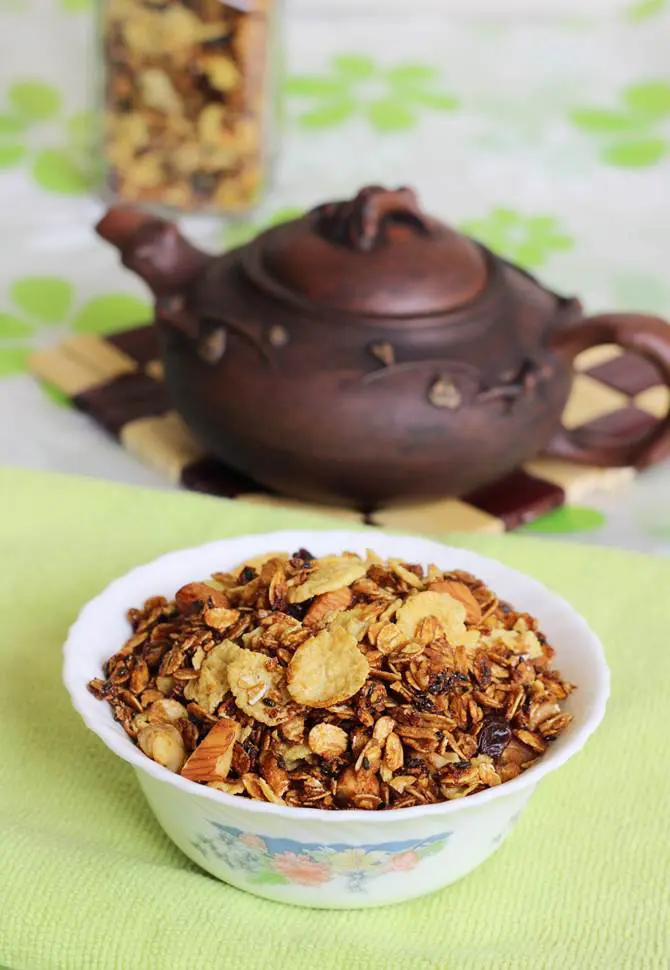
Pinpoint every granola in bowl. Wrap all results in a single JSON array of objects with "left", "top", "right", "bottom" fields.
[{"left": 88, "top": 548, "right": 575, "bottom": 811}]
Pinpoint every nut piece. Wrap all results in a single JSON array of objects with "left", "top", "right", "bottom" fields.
[
  {"left": 181, "top": 718, "right": 239, "bottom": 783},
  {"left": 304, "top": 587, "right": 353, "bottom": 627},
  {"left": 287, "top": 627, "right": 369, "bottom": 708},
  {"left": 335, "top": 766, "right": 381, "bottom": 808},
  {"left": 175, "top": 582, "right": 228, "bottom": 615},
  {"left": 308, "top": 723, "right": 349, "bottom": 760},
  {"left": 288, "top": 556, "right": 367, "bottom": 603},
  {"left": 147, "top": 698, "right": 187, "bottom": 724},
  {"left": 137, "top": 724, "right": 186, "bottom": 773}
]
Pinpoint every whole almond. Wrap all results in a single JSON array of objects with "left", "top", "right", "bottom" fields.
[{"left": 181, "top": 717, "right": 239, "bottom": 782}]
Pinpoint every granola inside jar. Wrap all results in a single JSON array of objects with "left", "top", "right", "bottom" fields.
[{"left": 99, "top": 0, "right": 281, "bottom": 213}]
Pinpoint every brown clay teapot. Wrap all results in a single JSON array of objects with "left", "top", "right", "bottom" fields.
[{"left": 96, "top": 185, "right": 670, "bottom": 507}]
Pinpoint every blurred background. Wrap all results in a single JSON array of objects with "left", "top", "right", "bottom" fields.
[{"left": 1, "top": 0, "right": 669, "bottom": 550}]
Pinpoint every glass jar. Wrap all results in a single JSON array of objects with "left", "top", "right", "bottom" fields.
[{"left": 99, "top": 0, "right": 281, "bottom": 213}]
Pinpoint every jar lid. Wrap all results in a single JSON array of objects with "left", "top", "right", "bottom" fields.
[{"left": 245, "top": 185, "right": 488, "bottom": 316}]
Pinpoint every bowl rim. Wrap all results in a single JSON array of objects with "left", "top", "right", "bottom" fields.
[{"left": 63, "top": 528, "right": 610, "bottom": 824}]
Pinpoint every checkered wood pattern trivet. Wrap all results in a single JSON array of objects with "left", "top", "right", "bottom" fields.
[{"left": 29, "top": 324, "right": 669, "bottom": 534}]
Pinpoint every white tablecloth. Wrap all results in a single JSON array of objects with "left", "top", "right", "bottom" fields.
[{"left": 1, "top": 0, "right": 669, "bottom": 553}]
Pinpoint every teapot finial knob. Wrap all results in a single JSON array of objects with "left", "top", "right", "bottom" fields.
[{"left": 312, "top": 185, "right": 432, "bottom": 252}]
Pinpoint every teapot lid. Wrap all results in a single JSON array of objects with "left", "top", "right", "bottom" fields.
[{"left": 243, "top": 185, "right": 488, "bottom": 317}]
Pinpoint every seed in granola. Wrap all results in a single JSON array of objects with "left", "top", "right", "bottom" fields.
[{"left": 478, "top": 716, "right": 512, "bottom": 759}]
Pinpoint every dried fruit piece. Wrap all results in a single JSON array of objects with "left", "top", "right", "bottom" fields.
[
  {"left": 308, "top": 723, "right": 348, "bottom": 760},
  {"left": 181, "top": 717, "right": 239, "bottom": 782},
  {"left": 304, "top": 586, "right": 353, "bottom": 627},
  {"left": 137, "top": 723, "right": 186, "bottom": 773},
  {"left": 287, "top": 627, "right": 369, "bottom": 707},
  {"left": 477, "top": 716, "right": 512, "bottom": 758},
  {"left": 287, "top": 556, "right": 367, "bottom": 603}
]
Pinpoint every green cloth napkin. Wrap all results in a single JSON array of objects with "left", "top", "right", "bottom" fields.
[{"left": 0, "top": 466, "right": 667, "bottom": 970}]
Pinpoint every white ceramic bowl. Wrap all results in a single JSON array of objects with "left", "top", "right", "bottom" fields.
[{"left": 64, "top": 530, "right": 609, "bottom": 909}]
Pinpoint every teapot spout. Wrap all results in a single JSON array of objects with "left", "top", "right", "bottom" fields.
[{"left": 95, "top": 206, "right": 212, "bottom": 298}]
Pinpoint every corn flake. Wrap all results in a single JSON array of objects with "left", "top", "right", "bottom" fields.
[{"left": 287, "top": 627, "right": 369, "bottom": 707}]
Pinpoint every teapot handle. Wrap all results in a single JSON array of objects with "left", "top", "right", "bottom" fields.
[{"left": 545, "top": 312, "right": 670, "bottom": 468}]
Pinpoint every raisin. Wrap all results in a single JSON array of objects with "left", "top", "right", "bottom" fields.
[
  {"left": 428, "top": 671, "right": 468, "bottom": 694},
  {"left": 284, "top": 599, "right": 312, "bottom": 621},
  {"left": 414, "top": 693, "right": 436, "bottom": 712},
  {"left": 292, "top": 548, "right": 314, "bottom": 563},
  {"left": 477, "top": 716, "right": 512, "bottom": 759}
]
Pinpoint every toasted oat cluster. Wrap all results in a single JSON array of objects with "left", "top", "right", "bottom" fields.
[
  {"left": 101, "top": 0, "right": 271, "bottom": 211},
  {"left": 88, "top": 549, "right": 574, "bottom": 810}
]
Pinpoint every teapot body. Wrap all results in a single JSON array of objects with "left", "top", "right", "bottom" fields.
[
  {"left": 96, "top": 187, "right": 670, "bottom": 503},
  {"left": 161, "top": 246, "right": 581, "bottom": 507}
]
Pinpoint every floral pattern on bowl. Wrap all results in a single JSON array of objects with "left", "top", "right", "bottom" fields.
[{"left": 192, "top": 823, "right": 452, "bottom": 893}]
